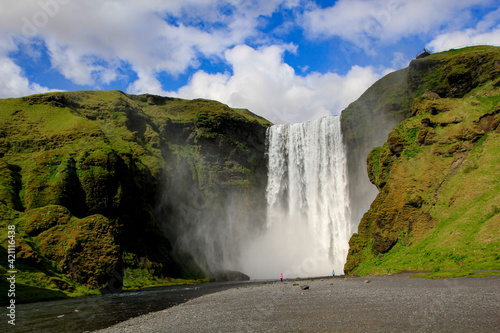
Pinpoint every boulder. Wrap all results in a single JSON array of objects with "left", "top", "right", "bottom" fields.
[{"left": 422, "top": 91, "right": 440, "bottom": 99}]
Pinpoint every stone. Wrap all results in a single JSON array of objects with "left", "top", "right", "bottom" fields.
[
  {"left": 422, "top": 91, "right": 440, "bottom": 99},
  {"left": 421, "top": 118, "right": 433, "bottom": 127},
  {"left": 49, "top": 278, "right": 75, "bottom": 291}
]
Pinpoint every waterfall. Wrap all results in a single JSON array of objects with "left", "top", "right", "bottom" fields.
[{"left": 241, "top": 116, "right": 352, "bottom": 278}]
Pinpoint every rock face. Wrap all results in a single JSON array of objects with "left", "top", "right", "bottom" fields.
[
  {"left": 342, "top": 46, "right": 500, "bottom": 275},
  {"left": 21, "top": 205, "right": 120, "bottom": 288},
  {"left": 0, "top": 91, "right": 271, "bottom": 301},
  {"left": 341, "top": 67, "right": 413, "bottom": 228}
]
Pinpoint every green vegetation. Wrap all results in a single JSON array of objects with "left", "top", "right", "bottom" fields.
[
  {"left": 122, "top": 267, "right": 210, "bottom": 290},
  {"left": 345, "top": 46, "right": 500, "bottom": 278},
  {"left": 412, "top": 46, "right": 500, "bottom": 97},
  {"left": 0, "top": 91, "right": 271, "bottom": 304}
]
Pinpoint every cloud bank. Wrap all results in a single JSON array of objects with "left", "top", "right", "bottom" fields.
[
  {"left": 427, "top": 8, "right": 500, "bottom": 52},
  {"left": 301, "top": 0, "right": 491, "bottom": 48},
  {"left": 1, "top": 0, "right": 499, "bottom": 122},
  {"left": 165, "top": 45, "right": 388, "bottom": 123}
]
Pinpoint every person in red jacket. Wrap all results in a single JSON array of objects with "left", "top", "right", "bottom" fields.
[{"left": 280, "top": 273, "right": 283, "bottom": 282}]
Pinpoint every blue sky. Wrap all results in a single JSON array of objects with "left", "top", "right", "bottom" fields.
[{"left": 1, "top": 0, "right": 499, "bottom": 123}]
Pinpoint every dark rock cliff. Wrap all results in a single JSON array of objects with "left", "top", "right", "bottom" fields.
[{"left": 0, "top": 91, "right": 271, "bottom": 302}]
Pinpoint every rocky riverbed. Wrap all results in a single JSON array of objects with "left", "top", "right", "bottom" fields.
[{"left": 94, "top": 274, "right": 500, "bottom": 332}]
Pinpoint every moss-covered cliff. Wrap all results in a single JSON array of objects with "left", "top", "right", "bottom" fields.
[
  {"left": 343, "top": 46, "right": 500, "bottom": 276},
  {"left": 341, "top": 46, "right": 500, "bottom": 229},
  {"left": 0, "top": 90, "right": 271, "bottom": 303},
  {"left": 341, "top": 67, "right": 412, "bottom": 227}
]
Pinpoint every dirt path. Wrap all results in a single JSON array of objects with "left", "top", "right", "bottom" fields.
[{"left": 94, "top": 274, "right": 500, "bottom": 332}]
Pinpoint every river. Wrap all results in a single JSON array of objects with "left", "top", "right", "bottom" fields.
[{"left": 11, "top": 281, "right": 252, "bottom": 332}]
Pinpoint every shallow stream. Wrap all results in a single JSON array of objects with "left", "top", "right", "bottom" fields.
[{"left": 12, "top": 281, "right": 251, "bottom": 332}]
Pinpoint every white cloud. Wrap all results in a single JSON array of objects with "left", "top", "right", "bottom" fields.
[
  {"left": 426, "top": 8, "right": 500, "bottom": 52},
  {"left": 300, "top": 0, "right": 491, "bottom": 50},
  {"left": 127, "top": 68, "right": 169, "bottom": 97},
  {"left": 0, "top": 55, "right": 56, "bottom": 98},
  {"left": 166, "top": 44, "right": 387, "bottom": 124},
  {"left": 0, "top": 0, "right": 284, "bottom": 92},
  {"left": 391, "top": 52, "right": 410, "bottom": 70},
  {"left": 427, "top": 28, "right": 500, "bottom": 52}
]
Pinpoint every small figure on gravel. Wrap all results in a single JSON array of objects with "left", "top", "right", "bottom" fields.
[
  {"left": 332, "top": 270, "right": 335, "bottom": 277},
  {"left": 280, "top": 273, "right": 283, "bottom": 282}
]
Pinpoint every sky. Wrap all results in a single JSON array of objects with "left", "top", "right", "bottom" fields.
[{"left": 1, "top": 0, "right": 499, "bottom": 124}]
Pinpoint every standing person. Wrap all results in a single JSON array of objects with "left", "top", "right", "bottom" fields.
[
  {"left": 332, "top": 269, "right": 335, "bottom": 277},
  {"left": 280, "top": 273, "right": 283, "bottom": 282}
]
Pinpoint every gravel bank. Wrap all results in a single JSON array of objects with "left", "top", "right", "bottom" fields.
[{"left": 94, "top": 274, "right": 500, "bottom": 332}]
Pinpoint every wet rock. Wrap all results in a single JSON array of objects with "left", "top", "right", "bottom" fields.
[
  {"left": 422, "top": 91, "right": 440, "bottom": 99},
  {"left": 372, "top": 232, "right": 397, "bottom": 254},
  {"left": 387, "top": 133, "right": 405, "bottom": 156},
  {"left": 421, "top": 118, "right": 434, "bottom": 127}
]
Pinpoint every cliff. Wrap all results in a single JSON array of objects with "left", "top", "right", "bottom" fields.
[
  {"left": 0, "top": 91, "right": 271, "bottom": 303},
  {"left": 341, "top": 67, "right": 412, "bottom": 227},
  {"left": 343, "top": 46, "right": 500, "bottom": 276}
]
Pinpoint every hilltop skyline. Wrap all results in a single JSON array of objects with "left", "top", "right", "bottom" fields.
[{"left": 1, "top": 0, "right": 499, "bottom": 123}]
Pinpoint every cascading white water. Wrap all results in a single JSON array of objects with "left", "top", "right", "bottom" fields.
[{"left": 241, "top": 115, "right": 352, "bottom": 278}]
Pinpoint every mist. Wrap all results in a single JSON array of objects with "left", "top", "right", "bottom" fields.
[
  {"left": 158, "top": 113, "right": 375, "bottom": 280},
  {"left": 159, "top": 159, "right": 264, "bottom": 275},
  {"left": 341, "top": 68, "right": 412, "bottom": 230},
  {"left": 240, "top": 116, "right": 351, "bottom": 278},
  {"left": 155, "top": 120, "right": 268, "bottom": 276}
]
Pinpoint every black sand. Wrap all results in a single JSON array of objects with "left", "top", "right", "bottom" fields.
[{"left": 94, "top": 274, "right": 500, "bottom": 332}]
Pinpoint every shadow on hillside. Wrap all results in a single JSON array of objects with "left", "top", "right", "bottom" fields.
[{"left": 0, "top": 279, "right": 69, "bottom": 305}]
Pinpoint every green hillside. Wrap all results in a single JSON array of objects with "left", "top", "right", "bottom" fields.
[
  {"left": 344, "top": 46, "right": 500, "bottom": 277},
  {"left": 0, "top": 91, "right": 271, "bottom": 303}
]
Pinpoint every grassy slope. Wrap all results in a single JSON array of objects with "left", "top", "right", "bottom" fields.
[
  {"left": 345, "top": 46, "right": 500, "bottom": 278},
  {"left": 0, "top": 91, "right": 271, "bottom": 303}
]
